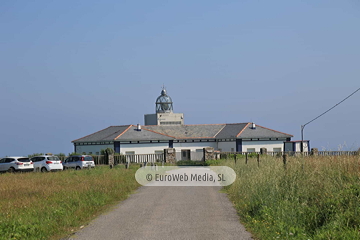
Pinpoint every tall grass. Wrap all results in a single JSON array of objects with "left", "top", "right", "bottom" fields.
[
  {"left": 222, "top": 155, "right": 360, "bottom": 239},
  {"left": 0, "top": 165, "right": 140, "bottom": 240}
]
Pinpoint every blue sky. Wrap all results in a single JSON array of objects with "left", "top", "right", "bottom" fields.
[{"left": 1, "top": 0, "right": 359, "bottom": 156}]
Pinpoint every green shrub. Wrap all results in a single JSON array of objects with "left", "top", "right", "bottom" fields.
[{"left": 176, "top": 160, "right": 209, "bottom": 166}]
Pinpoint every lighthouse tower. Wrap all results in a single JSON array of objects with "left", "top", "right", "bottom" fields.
[{"left": 144, "top": 87, "right": 184, "bottom": 126}]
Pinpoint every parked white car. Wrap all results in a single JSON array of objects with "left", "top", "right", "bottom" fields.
[
  {"left": 0, "top": 157, "right": 34, "bottom": 173},
  {"left": 62, "top": 155, "right": 95, "bottom": 170},
  {"left": 30, "top": 155, "right": 63, "bottom": 172}
]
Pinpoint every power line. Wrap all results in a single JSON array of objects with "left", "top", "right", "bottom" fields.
[
  {"left": 303, "top": 87, "right": 360, "bottom": 127},
  {"left": 301, "top": 87, "right": 360, "bottom": 152}
]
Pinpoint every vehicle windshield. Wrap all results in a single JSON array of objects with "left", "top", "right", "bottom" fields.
[
  {"left": 18, "top": 158, "right": 30, "bottom": 162},
  {"left": 47, "top": 156, "right": 60, "bottom": 160}
]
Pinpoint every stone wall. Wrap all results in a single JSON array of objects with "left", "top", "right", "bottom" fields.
[
  {"left": 203, "top": 147, "right": 214, "bottom": 161},
  {"left": 311, "top": 148, "right": 318, "bottom": 156},
  {"left": 164, "top": 148, "right": 176, "bottom": 163},
  {"left": 260, "top": 148, "right": 267, "bottom": 155},
  {"left": 108, "top": 153, "right": 114, "bottom": 167}
]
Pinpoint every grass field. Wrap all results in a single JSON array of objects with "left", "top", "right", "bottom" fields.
[
  {"left": 220, "top": 154, "right": 360, "bottom": 239},
  {"left": 0, "top": 165, "right": 140, "bottom": 240},
  {"left": 2, "top": 156, "right": 359, "bottom": 239}
]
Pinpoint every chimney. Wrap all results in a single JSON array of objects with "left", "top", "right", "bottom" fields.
[
  {"left": 137, "top": 124, "right": 141, "bottom": 131},
  {"left": 251, "top": 122, "right": 256, "bottom": 129}
]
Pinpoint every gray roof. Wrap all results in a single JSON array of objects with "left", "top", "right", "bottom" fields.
[
  {"left": 72, "top": 125, "right": 131, "bottom": 142},
  {"left": 72, "top": 125, "right": 174, "bottom": 143},
  {"left": 118, "top": 126, "right": 174, "bottom": 141},
  {"left": 143, "top": 124, "right": 225, "bottom": 139},
  {"left": 215, "top": 123, "right": 248, "bottom": 139},
  {"left": 240, "top": 124, "right": 293, "bottom": 139},
  {"left": 72, "top": 123, "right": 293, "bottom": 142}
]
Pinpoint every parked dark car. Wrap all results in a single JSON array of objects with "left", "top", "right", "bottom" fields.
[{"left": 62, "top": 155, "right": 95, "bottom": 170}]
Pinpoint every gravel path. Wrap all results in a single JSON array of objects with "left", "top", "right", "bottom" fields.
[{"left": 69, "top": 186, "right": 253, "bottom": 240}]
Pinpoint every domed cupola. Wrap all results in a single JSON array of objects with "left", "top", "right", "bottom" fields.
[
  {"left": 144, "top": 87, "right": 184, "bottom": 126},
  {"left": 156, "top": 88, "right": 173, "bottom": 113}
]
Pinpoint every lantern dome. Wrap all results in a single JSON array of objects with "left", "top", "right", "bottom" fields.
[{"left": 156, "top": 88, "right": 173, "bottom": 113}]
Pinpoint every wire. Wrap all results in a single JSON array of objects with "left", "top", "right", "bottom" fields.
[{"left": 303, "top": 87, "right": 360, "bottom": 128}]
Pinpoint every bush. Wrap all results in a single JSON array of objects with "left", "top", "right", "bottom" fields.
[
  {"left": 176, "top": 160, "right": 209, "bottom": 166},
  {"left": 28, "top": 153, "right": 44, "bottom": 158},
  {"left": 68, "top": 152, "right": 82, "bottom": 156},
  {"left": 247, "top": 152, "right": 258, "bottom": 158}
]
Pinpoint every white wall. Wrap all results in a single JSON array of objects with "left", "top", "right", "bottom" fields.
[
  {"left": 173, "top": 142, "right": 217, "bottom": 152},
  {"left": 144, "top": 114, "right": 157, "bottom": 125},
  {"left": 75, "top": 144, "right": 113, "bottom": 154},
  {"left": 295, "top": 142, "right": 309, "bottom": 152},
  {"left": 120, "top": 143, "right": 169, "bottom": 154},
  {"left": 217, "top": 142, "right": 236, "bottom": 152},
  {"left": 242, "top": 141, "right": 284, "bottom": 152},
  {"left": 76, "top": 140, "right": 289, "bottom": 154}
]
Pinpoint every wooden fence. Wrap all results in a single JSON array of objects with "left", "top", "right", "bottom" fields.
[
  {"left": 57, "top": 151, "right": 358, "bottom": 166},
  {"left": 59, "top": 154, "right": 164, "bottom": 165},
  {"left": 219, "top": 151, "right": 358, "bottom": 158}
]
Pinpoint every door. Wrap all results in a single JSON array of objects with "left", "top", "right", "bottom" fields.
[
  {"left": 181, "top": 150, "right": 191, "bottom": 160},
  {"left": 69, "top": 157, "right": 77, "bottom": 168},
  {"left": 0, "top": 158, "right": 6, "bottom": 171},
  {"left": 3, "top": 158, "right": 14, "bottom": 171},
  {"left": 32, "top": 157, "right": 40, "bottom": 171}
]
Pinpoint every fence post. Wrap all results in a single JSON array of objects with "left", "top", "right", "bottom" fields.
[
  {"left": 164, "top": 148, "right": 176, "bottom": 163},
  {"left": 257, "top": 154, "right": 260, "bottom": 167},
  {"left": 260, "top": 148, "right": 267, "bottom": 155},
  {"left": 245, "top": 153, "right": 248, "bottom": 164},
  {"left": 311, "top": 148, "right": 318, "bottom": 156},
  {"left": 234, "top": 153, "right": 237, "bottom": 164},
  {"left": 108, "top": 152, "right": 114, "bottom": 169},
  {"left": 203, "top": 147, "right": 215, "bottom": 161},
  {"left": 283, "top": 154, "right": 287, "bottom": 170}
]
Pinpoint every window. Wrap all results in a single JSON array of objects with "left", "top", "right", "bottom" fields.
[
  {"left": 247, "top": 148, "right": 255, "bottom": 153},
  {"left": 96, "top": 152, "right": 99, "bottom": 155},
  {"left": 125, "top": 151, "right": 135, "bottom": 155},
  {"left": 160, "top": 121, "right": 182, "bottom": 125},
  {"left": 273, "top": 148, "right": 281, "bottom": 152},
  {"left": 88, "top": 152, "right": 92, "bottom": 155},
  {"left": 6, "top": 158, "right": 15, "bottom": 163}
]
